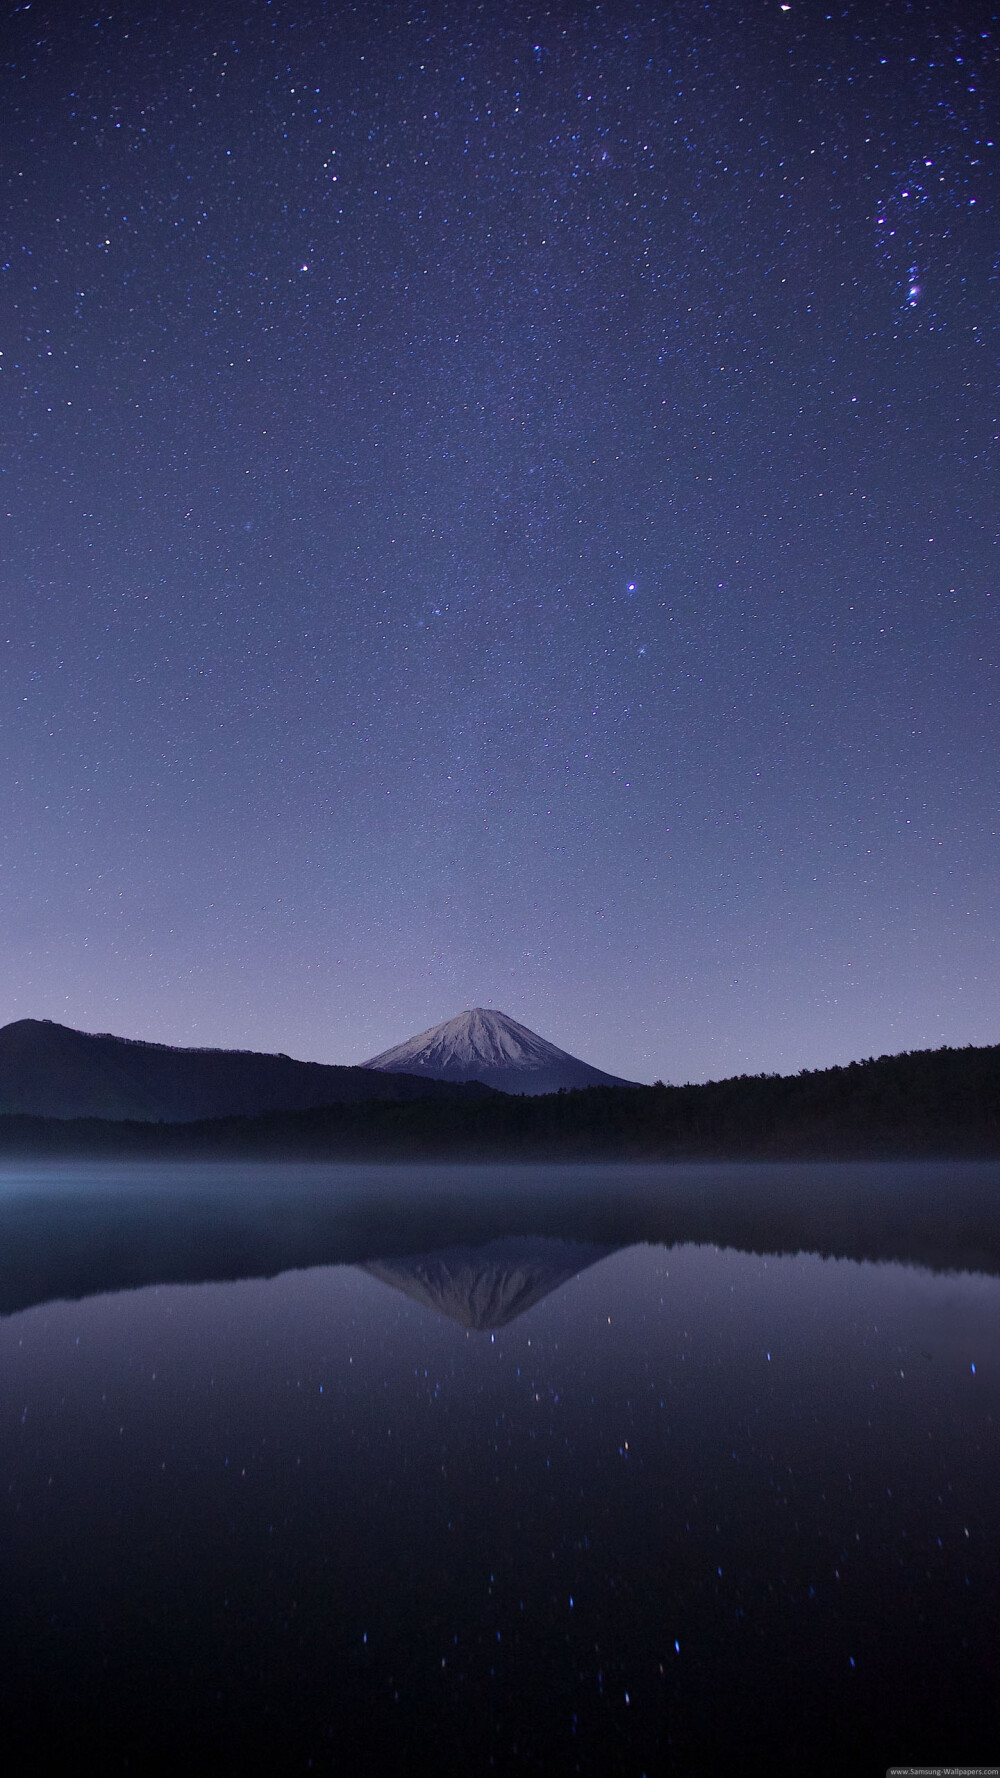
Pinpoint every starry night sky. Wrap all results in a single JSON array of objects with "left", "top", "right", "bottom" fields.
[{"left": 1, "top": 0, "right": 997, "bottom": 1083}]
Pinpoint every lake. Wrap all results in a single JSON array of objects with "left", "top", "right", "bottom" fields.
[{"left": 0, "top": 1162, "right": 997, "bottom": 1774}]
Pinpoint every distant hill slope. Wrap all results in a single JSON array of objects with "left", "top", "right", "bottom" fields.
[
  {"left": 364, "top": 1006, "right": 638, "bottom": 1094},
  {"left": 0, "top": 1019, "right": 492, "bottom": 1122}
]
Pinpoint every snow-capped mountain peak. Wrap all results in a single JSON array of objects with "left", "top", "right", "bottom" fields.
[{"left": 363, "top": 1007, "right": 636, "bottom": 1095}]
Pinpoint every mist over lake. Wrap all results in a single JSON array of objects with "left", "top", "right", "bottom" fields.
[{"left": 0, "top": 1162, "right": 997, "bottom": 1773}]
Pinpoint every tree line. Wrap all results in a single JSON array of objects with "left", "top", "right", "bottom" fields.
[{"left": 1, "top": 1041, "right": 997, "bottom": 1160}]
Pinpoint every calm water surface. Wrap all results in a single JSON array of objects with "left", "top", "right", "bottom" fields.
[{"left": 0, "top": 1163, "right": 997, "bottom": 1775}]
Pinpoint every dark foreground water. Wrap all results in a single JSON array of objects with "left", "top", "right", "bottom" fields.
[{"left": 0, "top": 1163, "right": 997, "bottom": 1776}]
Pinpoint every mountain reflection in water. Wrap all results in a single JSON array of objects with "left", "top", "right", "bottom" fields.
[
  {"left": 0, "top": 1159, "right": 998, "bottom": 1318},
  {"left": 362, "top": 1237, "right": 613, "bottom": 1328}
]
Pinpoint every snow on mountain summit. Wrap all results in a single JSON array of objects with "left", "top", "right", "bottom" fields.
[
  {"left": 363, "top": 1008, "right": 637, "bottom": 1095},
  {"left": 368, "top": 1008, "right": 561, "bottom": 1072}
]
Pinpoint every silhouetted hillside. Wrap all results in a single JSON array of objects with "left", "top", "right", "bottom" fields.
[
  {"left": 0, "top": 1042, "right": 996, "bottom": 1159},
  {"left": 0, "top": 1019, "right": 494, "bottom": 1122}
]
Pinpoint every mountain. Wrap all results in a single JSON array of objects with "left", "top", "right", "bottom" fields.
[
  {"left": 0, "top": 1018, "right": 492, "bottom": 1123},
  {"left": 363, "top": 1006, "right": 638, "bottom": 1094}
]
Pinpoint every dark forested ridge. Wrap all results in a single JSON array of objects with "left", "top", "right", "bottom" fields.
[{"left": 0, "top": 1042, "right": 997, "bottom": 1160}]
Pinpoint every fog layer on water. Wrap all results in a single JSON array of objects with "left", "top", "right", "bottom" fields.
[{"left": 0, "top": 1159, "right": 998, "bottom": 1315}]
